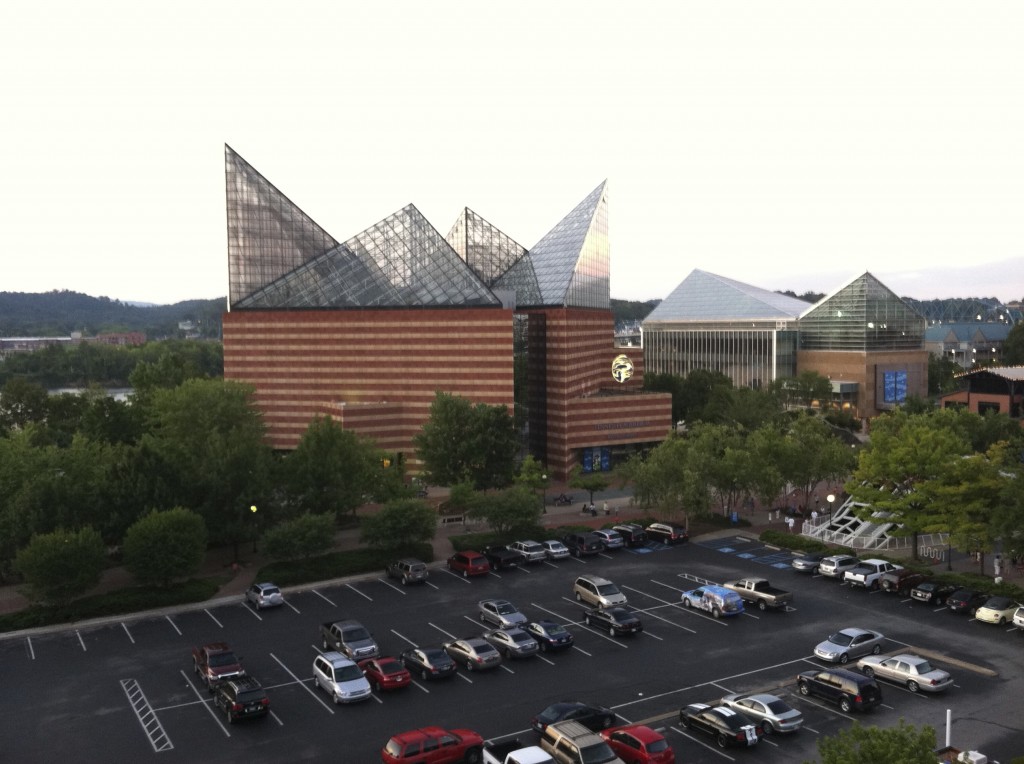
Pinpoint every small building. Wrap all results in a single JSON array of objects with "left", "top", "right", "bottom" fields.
[{"left": 940, "top": 366, "right": 1024, "bottom": 419}]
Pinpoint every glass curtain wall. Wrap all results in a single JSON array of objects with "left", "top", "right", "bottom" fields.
[{"left": 644, "top": 326, "right": 796, "bottom": 389}]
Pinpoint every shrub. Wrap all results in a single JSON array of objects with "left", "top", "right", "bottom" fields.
[
  {"left": 13, "top": 527, "right": 107, "bottom": 607},
  {"left": 261, "top": 512, "right": 335, "bottom": 561},
  {"left": 123, "top": 508, "right": 207, "bottom": 587}
]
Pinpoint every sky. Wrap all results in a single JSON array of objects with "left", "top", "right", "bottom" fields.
[{"left": 2, "top": 2, "right": 1022, "bottom": 307}]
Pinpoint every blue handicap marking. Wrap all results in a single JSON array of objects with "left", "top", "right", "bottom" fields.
[
  {"left": 772, "top": 562, "right": 792, "bottom": 569},
  {"left": 627, "top": 547, "right": 654, "bottom": 555},
  {"left": 736, "top": 553, "right": 756, "bottom": 559}
]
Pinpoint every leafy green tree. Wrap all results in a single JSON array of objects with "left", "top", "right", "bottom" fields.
[
  {"left": 413, "top": 393, "right": 518, "bottom": 490},
  {"left": 745, "top": 425, "right": 789, "bottom": 511},
  {"left": 0, "top": 377, "right": 49, "bottom": 432},
  {"left": 360, "top": 499, "right": 437, "bottom": 552},
  {"left": 811, "top": 719, "right": 936, "bottom": 764},
  {"left": 685, "top": 423, "right": 749, "bottom": 514},
  {"left": 623, "top": 434, "right": 710, "bottom": 527},
  {"left": 785, "top": 370, "right": 835, "bottom": 410},
  {"left": 927, "top": 352, "right": 961, "bottom": 397},
  {"left": 123, "top": 508, "right": 208, "bottom": 587},
  {"left": 260, "top": 512, "right": 336, "bottom": 561},
  {"left": 469, "top": 485, "right": 542, "bottom": 536},
  {"left": 514, "top": 455, "right": 550, "bottom": 513},
  {"left": 568, "top": 466, "right": 611, "bottom": 505},
  {"left": 13, "top": 527, "right": 107, "bottom": 606},
  {"left": 679, "top": 369, "right": 734, "bottom": 423},
  {"left": 1002, "top": 321, "right": 1024, "bottom": 365},
  {"left": 785, "top": 415, "right": 857, "bottom": 508}
]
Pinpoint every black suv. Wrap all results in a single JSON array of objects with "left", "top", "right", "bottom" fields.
[
  {"left": 213, "top": 676, "right": 269, "bottom": 723},
  {"left": 561, "top": 533, "right": 604, "bottom": 558},
  {"left": 796, "top": 668, "right": 882, "bottom": 713},
  {"left": 611, "top": 523, "right": 647, "bottom": 547}
]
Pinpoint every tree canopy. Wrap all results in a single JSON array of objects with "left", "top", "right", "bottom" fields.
[{"left": 811, "top": 720, "right": 936, "bottom": 764}]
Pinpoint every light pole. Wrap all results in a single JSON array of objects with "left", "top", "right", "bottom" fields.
[
  {"left": 541, "top": 474, "right": 547, "bottom": 514},
  {"left": 826, "top": 493, "right": 835, "bottom": 520},
  {"left": 250, "top": 505, "right": 259, "bottom": 552}
]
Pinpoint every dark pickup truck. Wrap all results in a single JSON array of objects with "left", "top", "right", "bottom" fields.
[
  {"left": 879, "top": 568, "right": 930, "bottom": 595},
  {"left": 482, "top": 545, "right": 526, "bottom": 570},
  {"left": 192, "top": 642, "right": 244, "bottom": 691}
]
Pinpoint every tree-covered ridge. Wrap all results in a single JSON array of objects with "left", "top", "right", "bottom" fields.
[{"left": 0, "top": 290, "right": 224, "bottom": 338}]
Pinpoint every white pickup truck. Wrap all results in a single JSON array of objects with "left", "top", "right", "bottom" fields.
[
  {"left": 843, "top": 559, "right": 902, "bottom": 590},
  {"left": 482, "top": 739, "right": 555, "bottom": 764}
]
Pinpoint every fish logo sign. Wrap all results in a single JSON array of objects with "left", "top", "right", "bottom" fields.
[{"left": 611, "top": 354, "right": 634, "bottom": 384}]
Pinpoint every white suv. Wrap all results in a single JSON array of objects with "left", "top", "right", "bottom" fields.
[
  {"left": 819, "top": 555, "right": 861, "bottom": 579},
  {"left": 573, "top": 575, "right": 627, "bottom": 608},
  {"left": 1013, "top": 606, "right": 1024, "bottom": 630}
]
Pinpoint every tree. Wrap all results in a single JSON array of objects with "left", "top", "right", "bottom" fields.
[
  {"left": 469, "top": 485, "right": 543, "bottom": 536},
  {"left": 514, "top": 455, "right": 550, "bottom": 514},
  {"left": 812, "top": 719, "right": 936, "bottom": 764},
  {"left": 122, "top": 508, "right": 208, "bottom": 587},
  {"left": 360, "top": 499, "right": 437, "bottom": 553},
  {"left": 13, "top": 527, "right": 107, "bottom": 606},
  {"left": 785, "top": 370, "right": 835, "bottom": 410},
  {"left": 568, "top": 466, "right": 611, "bottom": 505},
  {"left": 0, "top": 377, "right": 49, "bottom": 433},
  {"left": 623, "top": 434, "right": 710, "bottom": 527},
  {"left": 1002, "top": 321, "right": 1024, "bottom": 365},
  {"left": 413, "top": 393, "right": 518, "bottom": 490},
  {"left": 927, "top": 352, "right": 960, "bottom": 397},
  {"left": 785, "top": 415, "right": 858, "bottom": 508},
  {"left": 260, "top": 512, "right": 336, "bottom": 561}
]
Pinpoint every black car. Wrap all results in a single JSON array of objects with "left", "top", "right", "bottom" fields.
[
  {"left": 213, "top": 676, "right": 270, "bottom": 724},
  {"left": 582, "top": 606, "right": 643, "bottom": 636},
  {"left": 561, "top": 533, "right": 605, "bottom": 557},
  {"left": 399, "top": 647, "right": 457, "bottom": 680},
  {"left": 525, "top": 620, "right": 575, "bottom": 652},
  {"left": 644, "top": 522, "right": 689, "bottom": 545},
  {"left": 946, "top": 588, "right": 989, "bottom": 615},
  {"left": 796, "top": 668, "right": 882, "bottom": 713},
  {"left": 482, "top": 545, "right": 525, "bottom": 570},
  {"left": 531, "top": 701, "right": 616, "bottom": 733},
  {"left": 678, "top": 703, "right": 763, "bottom": 748},
  {"left": 611, "top": 523, "right": 648, "bottom": 547},
  {"left": 909, "top": 580, "right": 959, "bottom": 605}
]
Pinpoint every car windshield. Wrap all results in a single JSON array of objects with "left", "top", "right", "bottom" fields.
[
  {"left": 523, "top": 543, "right": 542, "bottom": 552},
  {"left": 765, "top": 699, "right": 789, "bottom": 713},
  {"left": 343, "top": 627, "right": 370, "bottom": 641},
  {"left": 538, "top": 706, "right": 564, "bottom": 722},
  {"left": 208, "top": 652, "right": 237, "bottom": 667},
  {"left": 580, "top": 742, "right": 618, "bottom": 764},
  {"left": 261, "top": 586, "right": 280, "bottom": 595},
  {"left": 647, "top": 739, "right": 669, "bottom": 753},
  {"left": 545, "top": 624, "right": 567, "bottom": 636},
  {"left": 828, "top": 632, "right": 855, "bottom": 646},
  {"left": 336, "top": 664, "right": 363, "bottom": 682},
  {"left": 236, "top": 690, "right": 264, "bottom": 703},
  {"left": 496, "top": 603, "right": 515, "bottom": 614},
  {"left": 597, "top": 584, "right": 619, "bottom": 595},
  {"left": 510, "top": 632, "right": 531, "bottom": 645}
]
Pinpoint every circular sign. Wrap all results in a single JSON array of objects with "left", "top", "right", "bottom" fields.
[{"left": 611, "top": 354, "right": 634, "bottom": 384}]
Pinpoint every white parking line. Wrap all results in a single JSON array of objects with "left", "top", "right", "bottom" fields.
[
  {"left": 166, "top": 615, "right": 182, "bottom": 635},
  {"left": 313, "top": 589, "right": 337, "bottom": 607},
  {"left": 391, "top": 629, "right": 418, "bottom": 647},
  {"left": 76, "top": 630, "right": 87, "bottom": 651},
  {"left": 26, "top": 637, "right": 35, "bottom": 660},
  {"left": 269, "top": 710, "right": 284, "bottom": 726},
  {"left": 543, "top": 561, "right": 559, "bottom": 569},
  {"left": 537, "top": 654, "right": 555, "bottom": 666},
  {"left": 430, "top": 622, "right": 458, "bottom": 640},
  {"left": 670, "top": 725, "right": 735, "bottom": 760},
  {"left": 622, "top": 585, "right": 698, "bottom": 634},
  {"left": 204, "top": 609, "right": 224, "bottom": 628},
  {"left": 457, "top": 672, "right": 473, "bottom": 684},
  {"left": 179, "top": 669, "right": 231, "bottom": 737},
  {"left": 442, "top": 569, "right": 474, "bottom": 583},
  {"left": 347, "top": 583, "right": 372, "bottom": 601},
  {"left": 572, "top": 645, "right": 593, "bottom": 656},
  {"left": 122, "top": 623, "right": 135, "bottom": 644},
  {"left": 269, "top": 653, "right": 335, "bottom": 714},
  {"left": 284, "top": 600, "right": 301, "bottom": 614},
  {"left": 425, "top": 581, "right": 440, "bottom": 590},
  {"left": 377, "top": 578, "right": 407, "bottom": 595},
  {"left": 500, "top": 665, "right": 515, "bottom": 674},
  {"left": 409, "top": 679, "right": 431, "bottom": 693},
  {"left": 244, "top": 605, "right": 263, "bottom": 621}
]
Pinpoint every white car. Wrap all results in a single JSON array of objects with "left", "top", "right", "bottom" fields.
[
  {"left": 975, "top": 596, "right": 1019, "bottom": 625},
  {"left": 1013, "top": 606, "right": 1024, "bottom": 630},
  {"left": 245, "top": 582, "right": 284, "bottom": 610},
  {"left": 855, "top": 653, "right": 953, "bottom": 693},
  {"left": 508, "top": 540, "right": 548, "bottom": 564},
  {"left": 818, "top": 555, "right": 861, "bottom": 579},
  {"left": 541, "top": 539, "right": 570, "bottom": 560},
  {"left": 312, "top": 652, "right": 372, "bottom": 704}
]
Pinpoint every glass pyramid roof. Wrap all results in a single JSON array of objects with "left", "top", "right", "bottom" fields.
[{"left": 645, "top": 269, "right": 810, "bottom": 323}]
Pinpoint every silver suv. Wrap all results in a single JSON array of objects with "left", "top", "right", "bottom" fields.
[
  {"left": 573, "top": 575, "right": 627, "bottom": 608},
  {"left": 819, "top": 555, "right": 861, "bottom": 579},
  {"left": 385, "top": 558, "right": 429, "bottom": 585},
  {"left": 540, "top": 720, "right": 623, "bottom": 764}
]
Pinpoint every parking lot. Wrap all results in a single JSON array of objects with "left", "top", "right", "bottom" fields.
[{"left": 2, "top": 535, "right": 1022, "bottom": 763}]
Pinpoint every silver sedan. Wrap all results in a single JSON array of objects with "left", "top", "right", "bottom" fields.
[
  {"left": 483, "top": 627, "right": 539, "bottom": 658},
  {"left": 814, "top": 627, "right": 885, "bottom": 664},
  {"left": 855, "top": 653, "right": 953, "bottom": 693},
  {"left": 442, "top": 638, "right": 502, "bottom": 672},
  {"left": 720, "top": 693, "right": 803, "bottom": 734},
  {"left": 478, "top": 599, "right": 528, "bottom": 629}
]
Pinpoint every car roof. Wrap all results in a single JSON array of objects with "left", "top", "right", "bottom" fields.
[
  {"left": 610, "top": 724, "right": 663, "bottom": 742},
  {"left": 834, "top": 627, "right": 874, "bottom": 637},
  {"left": 322, "top": 651, "right": 355, "bottom": 667}
]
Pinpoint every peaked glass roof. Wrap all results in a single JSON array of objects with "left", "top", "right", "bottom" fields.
[{"left": 645, "top": 269, "right": 810, "bottom": 323}]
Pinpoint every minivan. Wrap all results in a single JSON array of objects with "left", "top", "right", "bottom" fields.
[
  {"left": 796, "top": 668, "right": 882, "bottom": 712},
  {"left": 540, "top": 720, "right": 624, "bottom": 764},
  {"left": 574, "top": 575, "right": 627, "bottom": 608}
]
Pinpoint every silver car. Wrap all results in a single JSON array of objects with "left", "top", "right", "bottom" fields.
[
  {"left": 478, "top": 599, "right": 528, "bottom": 628},
  {"left": 442, "top": 638, "right": 502, "bottom": 672},
  {"left": 819, "top": 555, "right": 861, "bottom": 579},
  {"left": 508, "top": 540, "right": 548, "bottom": 563},
  {"left": 541, "top": 539, "right": 570, "bottom": 560},
  {"left": 483, "top": 627, "right": 539, "bottom": 658},
  {"left": 720, "top": 693, "right": 803, "bottom": 734},
  {"left": 312, "top": 652, "right": 372, "bottom": 704},
  {"left": 591, "top": 530, "right": 624, "bottom": 550},
  {"left": 814, "top": 627, "right": 885, "bottom": 664},
  {"left": 790, "top": 552, "right": 828, "bottom": 574},
  {"left": 245, "top": 582, "right": 284, "bottom": 610},
  {"left": 856, "top": 654, "right": 953, "bottom": 693}
]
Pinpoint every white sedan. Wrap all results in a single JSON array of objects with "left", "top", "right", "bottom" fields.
[
  {"left": 541, "top": 539, "right": 570, "bottom": 560},
  {"left": 813, "top": 627, "right": 884, "bottom": 664},
  {"left": 856, "top": 653, "right": 953, "bottom": 693}
]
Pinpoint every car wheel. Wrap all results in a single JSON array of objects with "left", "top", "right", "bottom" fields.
[
  {"left": 862, "top": 666, "right": 875, "bottom": 677},
  {"left": 226, "top": 708, "right": 235, "bottom": 724},
  {"left": 762, "top": 720, "right": 774, "bottom": 735},
  {"left": 812, "top": 566, "right": 820, "bottom": 575},
  {"left": 576, "top": 592, "right": 583, "bottom": 601},
  {"left": 682, "top": 598, "right": 691, "bottom": 608},
  {"left": 758, "top": 599, "right": 767, "bottom": 611},
  {"left": 969, "top": 607, "right": 977, "bottom": 617},
  {"left": 193, "top": 660, "right": 200, "bottom": 676},
  {"left": 907, "top": 680, "right": 919, "bottom": 693},
  {"left": 609, "top": 626, "right": 616, "bottom": 637},
  {"left": 584, "top": 614, "right": 591, "bottom": 624},
  {"left": 602, "top": 715, "right": 613, "bottom": 729},
  {"left": 540, "top": 642, "right": 548, "bottom": 653},
  {"left": 332, "top": 690, "right": 341, "bottom": 705},
  {"left": 466, "top": 661, "right": 474, "bottom": 671},
  {"left": 799, "top": 681, "right": 810, "bottom": 696},
  {"left": 421, "top": 670, "right": 429, "bottom": 681},
  {"left": 480, "top": 613, "right": 486, "bottom": 622},
  {"left": 839, "top": 653, "right": 849, "bottom": 664},
  {"left": 373, "top": 680, "right": 381, "bottom": 692},
  {"left": 464, "top": 746, "right": 482, "bottom": 764},
  {"left": 839, "top": 696, "right": 853, "bottom": 713},
  {"left": 717, "top": 734, "right": 728, "bottom": 748},
  {"left": 322, "top": 639, "right": 329, "bottom": 650},
  {"left": 680, "top": 714, "right": 690, "bottom": 728},
  {"left": 402, "top": 575, "right": 408, "bottom": 586},
  {"left": 712, "top": 607, "right": 721, "bottom": 619},
  {"left": 463, "top": 568, "right": 470, "bottom": 578},
  {"left": 871, "top": 644, "right": 881, "bottom": 655},
  {"left": 998, "top": 616, "right": 1006, "bottom": 625}
]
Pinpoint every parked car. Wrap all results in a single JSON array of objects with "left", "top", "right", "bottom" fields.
[
  {"left": 946, "top": 588, "right": 990, "bottom": 616},
  {"left": 878, "top": 568, "right": 930, "bottom": 595},
  {"left": 819, "top": 554, "right": 861, "bottom": 579},
  {"left": 790, "top": 551, "right": 828, "bottom": 574},
  {"left": 443, "top": 638, "right": 503, "bottom": 671},
  {"left": 479, "top": 598, "right": 528, "bottom": 628},
  {"left": 381, "top": 726, "right": 484, "bottom": 764},
  {"left": 358, "top": 656, "right": 411, "bottom": 691},
  {"left": 447, "top": 551, "right": 491, "bottom": 577},
  {"left": 320, "top": 619, "right": 379, "bottom": 660},
  {"left": 539, "top": 720, "right": 620, "bottom": 764},
  {"left": 582, "top": 606, "right": 643, "bottom": 636},
  {"left": 192, "top": 642, "right": 244, "bottom": 692},
  {"left": 680, "top": 585, "right": 744, "bottom": 618},
  {"left": 508, "top": 540, "right": 548, "bottom": 564},
  {"left": 796, "top": 668, "right": 882, "bottom": 712},
  {"left": 1013, "top": 605, "right": 1024, "bottom": 630},
  {"left": 400, "top": 647, "right": 457, "bottom": 680},
  {"left": 245, "top": 582, "right": 284, "bottom": 610},
  {"left": 574, "top": 575, "right": 627, "bottom": 608},
  {"left": 213, "top": 676, "right": 269, "bottom": 723},
  {"left": 612, "top": 523, "right": 648, "bottom": 547},
  {"left": 600, "top": 724, "right": 674, "bottom": 763},
  {"left": 312, "top": 651, "right": 373, "bottom": 704},
  {"left": 483, "top": 627, "right": 540, "bottom": 659},
  {"left": 526, "top": 620, "right": 575, "bottom": 652},
  {"left": 483, "top": 544, "right": 526, "bottom": 570},
  {"left": 975, "top": 596, "right": 1020, "bottom": 625},
  {"left": 532, "top": 701, "right": 617, "bottom": 733},
  {"left": 591, "top": 530, "right": 624, "bottom": 551},
  {"left": 843, "top": 559, "right": 902, "bottom": 589},
  {"left": 721, "top": 577, "right": 792, "bottom": 611},
  {"left": 678, "top": 703, "right": 762, "bottom": 748},
  {"left": 910, "top": 581, "right": 958, "bottom": 605},
  {"left": 813, "top": 627, "right": 885, "bottom": 664},
  {"left": 855, "top": 653, "right": 953, "bottom": 693},
  {"left": 386, "top": 558, "right": 429, "bottom": 585},
  {"left": 541, "top": 540, "right": 571, "bottom": 560},
  {"left": 644, "top": 523, "right": 688, "bottom": 545},
  {"left": 719, "top": 693, "right": 803, "bottom": 734},
  {"left": 561, "top": 532, "right": 605, "bottom": 557}
]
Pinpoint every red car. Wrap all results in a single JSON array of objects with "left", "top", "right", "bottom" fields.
[
  {"left": 601, "top": 724, "right": 675, "bottom": 763},
  {"left": 446, "top": 551, "right": 490, "bottom": 577},
  {"left": 381, "top": 726, "right": 484, "bottom": 763},
  {"left": 358, "top": 656, "right": 411, "bottom": 692}
]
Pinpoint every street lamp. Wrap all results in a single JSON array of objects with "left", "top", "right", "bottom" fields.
[
  {"left": 826, "top": 494, "right": 835, "bottom": 520},
  {"left": 541, "top": 474, "right": 547, "bottom": 514}
]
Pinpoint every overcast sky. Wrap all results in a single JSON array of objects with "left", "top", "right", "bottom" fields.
[{"left": 2, "top": 2, "right": 1022, "bottom": 307}]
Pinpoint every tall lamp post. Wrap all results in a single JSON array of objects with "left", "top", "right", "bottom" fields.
[
  {"left": 826, "top": 494, "right": 835, "bottom": 520},
  {"left": 540, "top": 474, "right": 547, "bottom": 514}
]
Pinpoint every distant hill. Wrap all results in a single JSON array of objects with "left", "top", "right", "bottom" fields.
[{"left": 0, "top": 291, "right": 224, "bottom": 339}]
